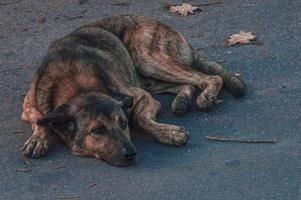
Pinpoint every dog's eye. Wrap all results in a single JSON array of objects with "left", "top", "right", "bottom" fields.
[
  {"left": 119, "top": 119, "right": 127, "bottom": 129},
  {"left": 91, "top": 126, "right": 106, "bottom": 136}
]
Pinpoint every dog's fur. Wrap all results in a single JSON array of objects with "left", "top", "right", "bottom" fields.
[{"left": 21, "top": 15, "right": 246, "bottom": 166}]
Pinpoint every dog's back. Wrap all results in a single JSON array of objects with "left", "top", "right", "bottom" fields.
[{"left": 32, "top": 21, "right": 147, "bottom": 113}]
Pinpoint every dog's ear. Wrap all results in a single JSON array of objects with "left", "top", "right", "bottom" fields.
[
  {"left": 121, "top": 96, "right": 134, "bottom": 111},
  {"left": 37, "top": 105, "right": 76, "bottom": 134}
]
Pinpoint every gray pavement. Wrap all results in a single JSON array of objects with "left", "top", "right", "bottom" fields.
[{"left": 0, "top": 0, "right": 300, "bottom": 199}]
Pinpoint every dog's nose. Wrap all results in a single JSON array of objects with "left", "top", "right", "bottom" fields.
[{"left": 121, "top": 143, "right": 136, "bottom": 160}]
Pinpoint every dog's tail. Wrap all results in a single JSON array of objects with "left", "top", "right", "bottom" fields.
[{"left": 193, "top": 56, "right": 246, "bottom": 98}]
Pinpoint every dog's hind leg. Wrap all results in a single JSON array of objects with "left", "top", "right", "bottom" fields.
[
  {"left": 193, "top": 59, "right": 246, "bottom": 98},
  {"left": 124, "top": 21, "right": 246, "bottom": 111},
  {"left": 143, "top": 79, "right": 197, "bottom": 115},
  {"left": 134, "top": 54, "right": 223, "bottom": 111},
  {"left": 129, "top": 88, "right": 189, "bottom": 146}
]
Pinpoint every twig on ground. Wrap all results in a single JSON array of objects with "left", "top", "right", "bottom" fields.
[
  {"left": 12, "top": 131, "right": 24, "bottom": 134},
  {"left": 59, "top": 196, "right": 80, "bottom": 199},
  {"left": 88, "top": 183, "right": 97, "bottom": 188},
  {"left": 16, "top": 168, "right": 32, "bottom": 173},
  {"left": 66, "top": 15, "right": 83, "bottom": 21},
  {"left": 206, "top": 135, "right": 277, "bottom": 144}
]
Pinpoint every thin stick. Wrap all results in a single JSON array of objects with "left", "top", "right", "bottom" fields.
[
  {"left": 88, "top": 183, "right": 97, "bottom": 188},
  {"left": 12, "top": 131, "right": 24, "bottom": 134},
  {"left": 16, "top": 169, "right": 32, "bottom": 173},
  {"left": 59, "top": 196, "right": 80, "bottom": 200},
  {"left": 206, "top": 135, "right": 277, "bottom": 144},
  {"left": 66, "top": 15, "right": 83, "bottom": 21}
]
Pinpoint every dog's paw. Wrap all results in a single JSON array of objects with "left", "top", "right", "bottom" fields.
[
  {"left": 227, "top": 75, "right": 246, "bottom": 98},
  {"left": 154, "top": 125, "right": 190, "bottom": 146},
  {"left": 21, "top": 134, "right": 49, "bottom": 158},
  {"left": 172, "top": 96, "right": 191, "bottom": 115},
  {"left": 196, "top": 94, "right": 220, "bottom": 112}
]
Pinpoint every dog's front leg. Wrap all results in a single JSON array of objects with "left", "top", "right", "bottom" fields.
[
  {"left": 21, "top": 93, "right": 58, "bottom": 158},
  {"left": 130, "top": 88, "right": 189, "bottom": 146},
  {"left": 21, "top": 124, "right": 57, "bottom": 158}
]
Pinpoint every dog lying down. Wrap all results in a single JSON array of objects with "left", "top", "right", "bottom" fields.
[{"left": 21, "top": 15, "right": 246, "bottom": 166}]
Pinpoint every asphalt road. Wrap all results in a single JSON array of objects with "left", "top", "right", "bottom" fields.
[{"left": 0, "top": 0, "right": 300, "bottom": 199}]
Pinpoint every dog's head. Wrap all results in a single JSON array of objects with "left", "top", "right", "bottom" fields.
[{"left": 37, "top": 92, "right": 136, "bottom": 166}]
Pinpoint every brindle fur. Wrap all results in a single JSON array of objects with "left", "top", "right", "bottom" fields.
[{"left": 21, "top": 15, "right": 246, "bottom": 166}]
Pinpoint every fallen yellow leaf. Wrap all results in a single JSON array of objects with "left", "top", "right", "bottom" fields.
[
  {"left": 228, "top": 31, "right": 257, "bottom": 45},
  {"left": 169, "top": 3, "right": 201, "bottom": 17}
]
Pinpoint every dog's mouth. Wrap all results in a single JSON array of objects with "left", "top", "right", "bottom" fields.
[{"left": 95, "top": 153, "right": 137, "bottom": 167}]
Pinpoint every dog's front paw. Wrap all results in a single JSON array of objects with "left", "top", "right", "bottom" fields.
[
  {"left": 21, "top": 133, "right": 50, "bottom": 158},
  {"left": 154, "top": 125, "right": 190, "bottom": 146}
]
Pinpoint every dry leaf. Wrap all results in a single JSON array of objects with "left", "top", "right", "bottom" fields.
[
  {"left": 228, "top": 31, "right": 257, "bottom": 45},
  {"left": 169, "top": 3, "right": 201, "bottom": 17}
]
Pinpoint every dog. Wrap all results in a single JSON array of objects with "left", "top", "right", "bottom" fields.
[{"left": 21, "top": 15, "right": 246, "bottom": 166}]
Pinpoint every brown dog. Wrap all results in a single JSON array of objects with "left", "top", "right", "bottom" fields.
[{"left": 21, "top": 15, "right": 246, "bottom": 166}]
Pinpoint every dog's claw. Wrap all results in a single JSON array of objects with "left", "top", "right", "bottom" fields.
[
  {"left": 21, "top": 134, "right": 49, "bottom": 158},
  {"left": 196, "top": 94, "right": 219, "bottom": 112}
]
